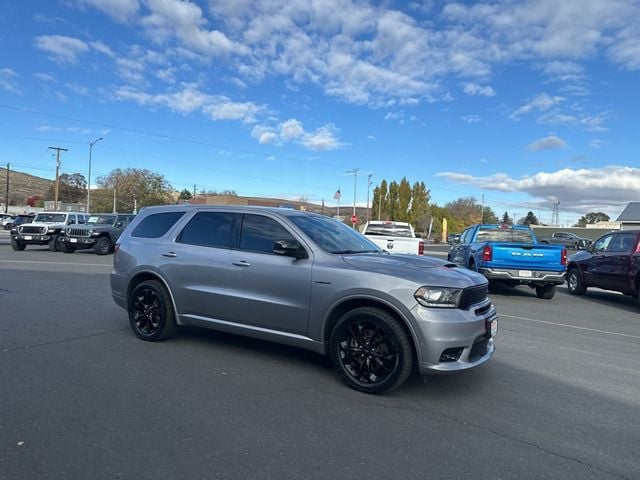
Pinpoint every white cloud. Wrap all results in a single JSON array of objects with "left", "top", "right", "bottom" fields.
[
  {"left": 34, "top": 35, "right": 90, "bottom": 63},
  {"left": 589, "top": 139, "right": 605, "bottom": 149},
  {"left": 251, "top": 125, "right": 278, "bottom": 144},
  {"left": 33, "top": 72, "right": 56, "bottom": 82},
  {"left": 463, "top": 83, "right": 495, "bottom": 97},
  {"left": 250, "top": 118, "right": 342, "bottom": 151},
  {"left": 203, "top": 99, "right": 261, "bottom": 123},
  {"left": 280, "top": 119, "right": 305, "bottom": 140},
  {"left": 436, "top": 166, "right": 640, "bottom": 215},
  {"left": 527, "top": 135, "right": 567, "bottom": 151},
  {"left": 71, "top": 0, "right": 140, "bottom": 22},
  {"left": 511, "top": 93, "right": 565, "bottom": 119},
  {"left": 461, "top": 114, "right": 481, "bottom": 124},
  {"left": 0, "top": 68, "right": 21, "bottom": 94},
  {"left": 301, "top": 124, "right": 342, "bottom": 151}
]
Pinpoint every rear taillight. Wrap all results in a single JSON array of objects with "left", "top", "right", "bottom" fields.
[
  {"left": 418, "top": 240, "right": 424, "bottom": 255},
  {"left": 482, "top": 245, "right": 492, "bottom": 262},
  {"left": 561, "top": 248, "right": 567, "bottom": 265},
  {"left": 635, "top": 240, "right": 640, "bottom": 253}
]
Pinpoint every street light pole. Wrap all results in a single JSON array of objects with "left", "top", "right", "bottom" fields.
[
  {"left": 366, "top": 173, "right": 372, "bottom": 222},
  {"left": 346, "top": 168, "right": 359, "bottom": 228},
  {"left": 87, "top": 137, "right": 103, "bottom": 213}
]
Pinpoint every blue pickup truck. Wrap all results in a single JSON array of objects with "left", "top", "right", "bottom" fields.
[{"left": 448, "top": 224, "right": 567, "bottom": 299}]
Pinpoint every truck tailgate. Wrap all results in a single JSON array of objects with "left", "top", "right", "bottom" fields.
[{"left": 489, "top": 243, "right": 563, "bottom": 270}]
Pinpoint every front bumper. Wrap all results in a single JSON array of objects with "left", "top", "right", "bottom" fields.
[
  {"left": 61, "top": 236, "right": 96, "bottom": 246},
  {"left": 13, "top": 234, "right": 52, "bottom": 243},
  {"left": 412, "top": 300, "right": 497, "bottom": 375},
  {"left": 480, "top": 268, "right": 565, "bottom": 284}
]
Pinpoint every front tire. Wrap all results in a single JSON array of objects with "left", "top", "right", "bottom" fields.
[
  {"left": 329, "top": 307, "right": 413, "bottom": 394},
  {"left": 62, "top": 243, "right": 76, "bottom": 253},
  {"left": 49, "top": 235, "right": 61, "bottom": 252},
  {"left": 535, "top": 283, "right": 556, "bottom": 299},
  {"left": 93, "top": 237, "right": 111, "bottom": 255},
  {"left": 11, "top": 238, "right": 26, "bottom": 251},
  {"left": 128, "top": 280, "right": 177, "bottom": 341},
  {"left": 567, "top": 268, "right": 586, "bottom": 295}
]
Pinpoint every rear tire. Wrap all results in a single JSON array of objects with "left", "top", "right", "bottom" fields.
[
  {"left": 567, "top": 268, "right": 587, "bottom": 295},
  {"left": 93, "top": 237, "right": 111, "bottom": 255},
  {"left": 329, "top": 307, "right": 413, "bottom": 394},
  {"left": 128, "top": 280, "right": 177, "bottom": 341},
  {"left": 535, "top": 283, "right": 556, "bottom": 299},
  {"left": 11, "top": 238, "right": 26, "bottom": 251}
]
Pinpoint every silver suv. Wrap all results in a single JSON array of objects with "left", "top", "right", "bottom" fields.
[{"left": 111, "top": 205, "right": 497, "bottom": 394}]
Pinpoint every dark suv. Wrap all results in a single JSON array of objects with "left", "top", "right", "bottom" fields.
[
  {"left": 566, "top": 230, "right": 640, "bottom": 301},
  {"left": 61, "top": 213, "right": 135, "bottom": 255}
]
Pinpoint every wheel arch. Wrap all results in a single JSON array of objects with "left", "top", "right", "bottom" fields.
[
  {"left": 322, "top": 297, "right": 420, "bottom": 363},
  {"left": 126, "top": 270, "right": 180, "bottom": 325}
]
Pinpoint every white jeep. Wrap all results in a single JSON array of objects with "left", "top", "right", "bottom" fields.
[{"left": 11, "top": 211, "right": 88, "bottom": 252}]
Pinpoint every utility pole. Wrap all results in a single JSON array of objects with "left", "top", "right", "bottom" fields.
[
  {"left": 366, "top": 173, "right": 372, "bottom": 222},
  {"left": 4, "top": 163, "right": 9, "bottom": 214},
  {"left": 48, "top": 146, "right": 68, "bottom": 210},
  {"left": 87, "top": 137, "right": 103, "bottom": 213},
  {"left": 346, "top": 168, "right": 359, "bottom": 228},
  {"left": 481, "top": 194, "right": 485, "bottom": 223},
  {"left": 193, "top": 184, "right": 197, "bottom": 199}
]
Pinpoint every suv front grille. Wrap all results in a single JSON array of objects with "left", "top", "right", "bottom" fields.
[
  {"left": 20, "top": 226, "right": 46, "bottom": 234},
  {"left": 67, "top": 228, "right": 90, "bottom": 237},
  {"left": 459, "top": 284, "right": 488, "bottom": 309}
]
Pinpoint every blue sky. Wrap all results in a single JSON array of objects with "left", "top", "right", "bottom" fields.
[{"left": 1, "top": 0, "right": 639, "bottom": 225}]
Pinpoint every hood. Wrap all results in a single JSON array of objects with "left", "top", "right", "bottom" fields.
[{"left": 342, "top": 253, "right": 487, "bottom": 288}]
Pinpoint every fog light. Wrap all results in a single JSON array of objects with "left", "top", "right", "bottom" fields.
[{"left": 439, "top": 347, "right": 463, "bottom": 362}]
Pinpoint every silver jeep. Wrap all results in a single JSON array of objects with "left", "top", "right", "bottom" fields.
[{"left": 111, "top": 205, "right": 497, "bottom": 394}]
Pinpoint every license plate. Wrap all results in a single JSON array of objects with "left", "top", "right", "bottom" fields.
[
  {"left": 70, "top": 238, "right": 77, "bottom": 243},
  {"left": 519, "top": 270, "right": 532, "bottom": 277},
  {"left": 487, "top": 318, "right": 498, "bottom": 337},
  {"left": 24, "top": 235, "right": 32, "bottom": 240}
]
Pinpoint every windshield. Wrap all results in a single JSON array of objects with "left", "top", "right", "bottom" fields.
[
  {"left": 290, "top": 215, "right": 382, "bottom": 254},
  {"left": 34, "top": 213, "right": 67, "bottom": 223},
  {"left": 87, "top": 215, "right": 116, "bottom": 225},
  {"left": 476, "top": 227, "right": 535, "bottom": 244}
]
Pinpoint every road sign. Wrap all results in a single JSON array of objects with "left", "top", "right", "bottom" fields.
[{"left": 351, "top": 214, "right": 357, "bottom": 224}]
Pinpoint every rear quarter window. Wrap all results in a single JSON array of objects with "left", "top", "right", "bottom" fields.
[{"left": 131, "top": 212, "right": 185, "bottom": 239}]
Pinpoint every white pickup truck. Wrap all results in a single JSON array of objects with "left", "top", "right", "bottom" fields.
[{"left": 361, "top": 221, "right": 424, "bottom": 255}]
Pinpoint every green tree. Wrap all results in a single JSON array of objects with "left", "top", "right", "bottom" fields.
[
  {"left": 94, "top": 168, "right": 174, "bottom": 213},
  {"left": 46, "top": 172, "right": 87, "bottom": 203},
  {"left": 178, "top": 188, "right": 192, "bottom": 201},
  {"left": 522, "top": 211, "right": 539, "bottom": 226},
  {"left": 575, "top": 211, "right": 610, "bottom": 227},
  {"left": 444, "top": 196, "right": 483, "bottom": 233},
  {"left": 371, "top": 180, "right": 388, "bottom": 221},
  {"left": 387, "top": 181, "right": 400, "bottom": 221},
  {"left": 397, "top": 177, "right": 412, "bottom": 222},
  {"left": 501, "top": 211, "right": 513, "bottom": 225},
  {"left": 409, "top": 181, "right": 430, "bottom": 229}
]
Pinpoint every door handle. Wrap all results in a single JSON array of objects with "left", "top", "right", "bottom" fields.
[
  {"left": 162, "top": 251, "right": 177, "bottom": 258},
  {"left": 232, "top": 260, "right": 250, "bottom": 267}
]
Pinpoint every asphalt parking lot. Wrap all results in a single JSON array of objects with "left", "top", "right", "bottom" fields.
[{"left": 1, "top": 231, "right": 639, "bottom": 480}]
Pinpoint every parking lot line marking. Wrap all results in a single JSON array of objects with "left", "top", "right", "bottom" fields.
[
  {"left": 501, "top": 314, "right": 640, "bottom": 340},
  {"left": 0, "top": 260, "right": 111, "bottom": 267}
]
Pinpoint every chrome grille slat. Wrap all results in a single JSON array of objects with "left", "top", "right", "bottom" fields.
[
  {"left": 68, "top": 228, "right": 90, "bottom": 237},
  {"left": 20, "top": 226, "right": 46, "bottom": 234}
]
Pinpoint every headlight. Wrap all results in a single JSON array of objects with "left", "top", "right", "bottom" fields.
[
  {"left": 414, "top": 286, "right": 462, "bottom": 308},
  {"left": 91, "top": 230, "right": 100, "bottom": 236},
  {"left": 47, "top": 228, "right": 55, "bottom": 233}
]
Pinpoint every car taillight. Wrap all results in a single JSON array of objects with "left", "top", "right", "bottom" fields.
[
  {"left": 418, "top": 239, "right": 424, "bottom": 255},
  {"left": 561, "top": 248, "right": 567, "bottom": 265},
  {"left": 482, "top": 245, "right": 492, "bottom": 262}
]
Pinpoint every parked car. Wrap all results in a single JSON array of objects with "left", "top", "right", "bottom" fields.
[
  {"left": 538, "top": 231, "right": 593, "bottom": 250},
  {"left": 111, "top": 205, "right": 498, "bottom": 394},
  {"left": 6, "top": 214, "right": 35, "bottom": 231},
  {"left": 448, "top": 224, "right": 566, "bottom": 299},
  {"left": 566, "top": 230, "right": 640, "bottom": 301},
  {"left": 361, "top": 220, "right": 424, "bottom": 255},
  {"left": 1, "top": 214, "right": 16, "bottom": 229},
  {"left": 11, "top": 212, "right": 88, "bottom": 251},
  {"left": 60, "top": 213, "right": 135, "bottom": 255}
]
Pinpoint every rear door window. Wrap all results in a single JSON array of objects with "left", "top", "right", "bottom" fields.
[
  {"left": 177, "top": 212, "right": 239, "bottom": 248},
  {"left": 131, "top": 212, "right": 185, "bottom": 238}
]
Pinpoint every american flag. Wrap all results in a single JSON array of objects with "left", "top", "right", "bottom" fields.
[{"left": 333, "top": 188, "right": 341, "bottom": 200}]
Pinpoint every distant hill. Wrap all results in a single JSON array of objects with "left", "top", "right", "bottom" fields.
[{"left": 0, "top": 168, "right": 53, "bottom": 205}]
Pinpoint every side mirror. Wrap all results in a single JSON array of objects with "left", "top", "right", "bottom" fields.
[
  {"left": 68, "top": 219, "right": 75, "bottom": 225},
  {"left": 414, "top": 233, "right": 422, "bottom": 238},
  {"left": 115, "top": 222, "right": 123, "bottom": 227},
  {"left": 273, "top": 239, "right": 307, "bottom": 259}
]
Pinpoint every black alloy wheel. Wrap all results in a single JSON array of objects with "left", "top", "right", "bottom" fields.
[
  {"left": 330, "top": 307, "right": 413, "bottom": 394},
  {"left": 567, "top": 268, "right": 586, "bottom": 295},
  {"left": 93, "top": 237, "right": 111, "bottom": 255},
  {"left": 128, "top": 280, "right": 177, "bottom": 341}
]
